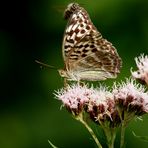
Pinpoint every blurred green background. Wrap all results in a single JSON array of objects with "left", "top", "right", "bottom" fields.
[{"left": 0, "top": 0, "right": 148, "bottom": 148}]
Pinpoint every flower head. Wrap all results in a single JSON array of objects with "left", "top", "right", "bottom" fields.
[
  {"left": 88, "top": 86, "right": 113, "bottom": 116},
  {"left": 131, "top": 54, "right": 148, "bottom": 85},
  {"left": 55, "top": 84, "right": 121, "bottom": 127},
  {"left": 113, "top": 79, "right": 148, "bottom": 116},
  {"left": 55, "top": 84, "right": 94, "bottom": 115},
  {"left": 87, "top": 86, "right": 120, "bottom": 127}
]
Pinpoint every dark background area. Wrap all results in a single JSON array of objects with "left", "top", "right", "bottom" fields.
[{"left": 0, "top": 0, "right": 148, "bottom": 148}]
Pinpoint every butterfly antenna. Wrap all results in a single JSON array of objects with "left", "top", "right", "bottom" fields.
[{"left": 35, "top": 60, "right": 57, "bottom": 70}]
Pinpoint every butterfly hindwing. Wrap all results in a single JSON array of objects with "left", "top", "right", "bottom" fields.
[{"left": 66, "top": 31, "right": 121, "bottom": 76}]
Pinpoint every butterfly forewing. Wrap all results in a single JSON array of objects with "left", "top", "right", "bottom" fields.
[
  {"left": 63, "top": 6, "right": 96, "bottom": 61},
  {"left": 60, "top": 3, "right": 122, "bottom": 81}
]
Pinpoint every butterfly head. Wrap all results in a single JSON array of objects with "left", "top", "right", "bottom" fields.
[
  {"left": 64, "top": 3, "right": 80, "bottom": 19},
  {"left": 58, "top": 69, "right": 79, "bottom": 81},
  {"left": 58, "top": 69, "right": 68, "bottom": 78}
]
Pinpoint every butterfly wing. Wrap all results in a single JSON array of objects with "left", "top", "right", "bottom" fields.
[
  {"left": 62, "top": 7, "right": 95, "bottom": 62},
  {"left": 62, "top": 4, "right": 122, "bottom": 80},
  {"left": 67, "top": 31, "right": 122, "bottom": 80}
]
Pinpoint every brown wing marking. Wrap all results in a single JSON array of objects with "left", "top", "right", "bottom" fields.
[{"left": 66, "top": 31, "right": 122, "bottom": 75}]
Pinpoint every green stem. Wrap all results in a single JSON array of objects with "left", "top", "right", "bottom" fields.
[
  {"left": 119, "top": 111, "right": 135, "bottom": 148},
  {"left": 120, "top": 124, "right": 126, "bottom": 148},
  {"left": 117, "top": 108, "right": 126, "bottom": 148},
  {"left": 103, "top": 127, "right": 116, "bottom": 148},
  {"left": 76, "top": 113, "right": 102, "bottom": 148}
]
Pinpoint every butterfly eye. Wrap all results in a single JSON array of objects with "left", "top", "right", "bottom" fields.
[{"left": 58, "top": 69, "right": 66, "bottom": 77}]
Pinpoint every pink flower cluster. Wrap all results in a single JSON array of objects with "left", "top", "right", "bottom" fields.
[
  {"left": 87, "top": 87, "right": 119, "bottom": 127},
  {"left": 131, "top": 54, "right": 148, "bottom": 85},
  {"left": 113, "top": 79, "right": 148, "bottom": 116},
  {"left": 55, "top": 79, "right": 148, "bottom": 126},
  {"left": 55, "top": 84, "right": 94, "bottom": 115}
]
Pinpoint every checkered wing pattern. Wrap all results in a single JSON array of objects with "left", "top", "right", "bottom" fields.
[{"left": 61, "top": 3, "right": 122, "bottom": 80}]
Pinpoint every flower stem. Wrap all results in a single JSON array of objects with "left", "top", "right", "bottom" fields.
[
  {"left": 102, "top": 127, "right": 116, "bottom": 148},
  {"left": 76, "top": 113, "right": 102, "bottom": 148},
  {"left": 120, "top": 124, "right": 126, "bottom": 148},
  {"left": 119, "top": 111, "right": 135, "bottom": 148},
  {"left": 117, "top": 108, "right": 126, "bottom": 148}
]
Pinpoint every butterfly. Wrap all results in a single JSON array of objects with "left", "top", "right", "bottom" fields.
[{"left": 58, "top": 3, "right": 122, "bottom": 82}]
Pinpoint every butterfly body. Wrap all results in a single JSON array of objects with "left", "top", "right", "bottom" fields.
[{"left": 59, "top": 3, "right": 122, "bottom": 81}]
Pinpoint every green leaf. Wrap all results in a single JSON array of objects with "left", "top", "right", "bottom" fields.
[
  {"left": 132, "top": 131, "right": 148, "bottom": 142},
  {"left": 48, "top": 140, "right": 59, "bottom": 148}
]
